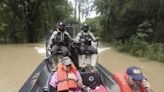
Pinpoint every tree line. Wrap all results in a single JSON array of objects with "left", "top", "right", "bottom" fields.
[
  {"left": 0, "top": 0, "right": 97, "bottom": 43},
  {"left": 1, "top": 0, "right": 164, "bottom": 62},
  {"left": 93, "top": 0, "right": 164, "bottom": 62},
  {"left": 0, "top": 0, "right": 72, "bottom": 43}
]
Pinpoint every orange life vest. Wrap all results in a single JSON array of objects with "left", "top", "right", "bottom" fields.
[
  {"left": 113, "top": 71, "right": 144, "bottom": 92},
  {"left": 57, "top": 63, "right": 78, "bottom": 92}
]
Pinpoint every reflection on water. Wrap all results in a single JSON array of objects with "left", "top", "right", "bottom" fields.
[
  {"left": 0, "top": 44, "right": 163, "bottom": 92},
  {"left": 34, "top": 46, "right": 46, "bottom": 54}
]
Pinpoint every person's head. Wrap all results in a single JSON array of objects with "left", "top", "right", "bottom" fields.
[
  {"left": 58, "top": 22, "right": 66, "bottom": 32},
  {"left": 61, "top": 56, "right": 73, "bottom": 72},
  {"left": 126, "top": 66, "right": 145, "bottom": 86},
  {"left": 82, "top": 23, "right": 89, "bottom": 32}
]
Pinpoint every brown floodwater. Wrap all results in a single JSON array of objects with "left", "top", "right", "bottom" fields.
[
  {"left": 0, "top": 44, "right": 163, "bottom": 92},
  {"left": 0, "top": 44, "right": 44, "bottom": 92},
  {"left": 99, "top": 48, "right": 164, "bottom": 92}
]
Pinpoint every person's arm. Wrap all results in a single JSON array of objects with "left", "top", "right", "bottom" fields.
[
  {"left": 142, "top": 79, "right": 153, "bottom": 92},
  {"left": 76, "top": 71, "right": 93, "bottom": 92},
  {"left": 75, "top": 32, "right": 81, "bottom": 43},
  {"left": 145, "top": 87, "right": 153, "bottom": 92},
  {"left": 68, "top": 71, "right": 83, "bottom": 88},
  {"left": 49, "top": 72, "right": 57, "bottom": 88},
  {"left": 47, "top": 31, "right": 57, "bottom": 50},
  {"left": 76, "top": 71, "right": 83, "bottom": 87},
  {"left": 65, "top": 31, "right": 73, "bottom": 41},
  {"left": 89, "top": 31, "right": 98, "bottom": 42}
]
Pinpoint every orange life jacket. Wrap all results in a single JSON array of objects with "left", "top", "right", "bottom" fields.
[
  {"left": 57, "top": 63, "right": 78, "bottom": 92},
  {"left": 113, "top": 71, "right": 144, "bottom": 92}
]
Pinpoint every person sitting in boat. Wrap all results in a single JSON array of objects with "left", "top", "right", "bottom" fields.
[
  {"left": 75, "top": 23, "right": 99, "bottom": 67},
  {"left": 50, "top": 56, "right": 86, "bottom": 92},
  {"left": 47, "top": 21, "right": 73, "bottom": 56},
  {"left": 113, "top": 66, "right": 153, "bottom": 92}
]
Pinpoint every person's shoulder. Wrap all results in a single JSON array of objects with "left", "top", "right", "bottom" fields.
[
  {"left": 77, "top": 31, "right": 82, "bottom": 35},
  {"left": 64, "top": 30, "right": 69, "bottom": 34},
  {"left": 64, "top": 31, "right": 71, "bottom": 36},
  {"left": 75, "top": 71, "right": 80, "bottom": 75},
  {"left": 88, "top": 31, "right": 93, "bottom": 34},
  {"left": 89, "top": 31, "right": 95, "bottom": 36},
  {"left": 53, "top": 72, "right": 57, "bottom": 75},
  {"left": 76, "top": 71, "right": 80, "bottom": 73},
  {"left": 52, "top": 30, "right": 59, "bottom": 34},
  {"left": 51, "top": 72, "right": 57, "bottom": 78}
]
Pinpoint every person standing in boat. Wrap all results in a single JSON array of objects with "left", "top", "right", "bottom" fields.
[
  {"left": 75, "top": 23, "right": 99, "bottom": 67},
  {"left": 47, "top": 22, "right": 73, "bottom": 56},
  {"left": 50, "top": 56, "right": 86, "bottom": 92},
  {"left": 114, "top": 66, "right": 153, "bottom": 92}
]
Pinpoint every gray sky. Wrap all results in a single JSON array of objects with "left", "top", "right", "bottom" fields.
[{"left": 68, "top": 0, "right": 98, "bottom": 22}]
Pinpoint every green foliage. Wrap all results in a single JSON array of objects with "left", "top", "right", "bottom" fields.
[
  {"left": 145, "top": 43, "right": 164, "bottom": 62},
  {"left": 114, "top": 19, "right": 153, "bottom": 56},
  {"left": 95, "top": 0, "right": 164, "bottom": 43},
  {"left": 0, "top": 0, "right": 73, "bottom": 43},
  {"left": 113, "top": 19, "right": 164, "bottom": 62},
  {"left": 85, "top": 17, "right": 102, "bottom": 36},
  {"left": 94, "top": 0, "right": 164, "bottom": 63},
  {"left": 113, "top": 37, "right": 164, "bottom": 63}
]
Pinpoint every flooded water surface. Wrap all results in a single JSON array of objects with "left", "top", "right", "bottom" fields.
[
  {"left": 0, "top": 44, "right": 163, "bottom": 92},
  {"left": 0, "top": 44, "right": 44, "bottom": 92},
  {"left": 99, "top": 48, "right": 164, "bottom": 92}
]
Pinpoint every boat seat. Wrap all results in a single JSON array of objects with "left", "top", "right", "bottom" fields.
[
  {"left": 84, "top": 51, "right": 92, "bottom": 54},
  {"left": 51, "top": 50, "right": 62, "bottom": 55},
  {"left": 79, "top": 66, "right": 102, "bottom": 89},
  {"left": 52, "top": 50, "right": 71, "bottom": 56}
]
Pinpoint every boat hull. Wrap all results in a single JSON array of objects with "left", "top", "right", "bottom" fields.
[{"left": 19, "top": 58, "right": 120, "bottom": 92}]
